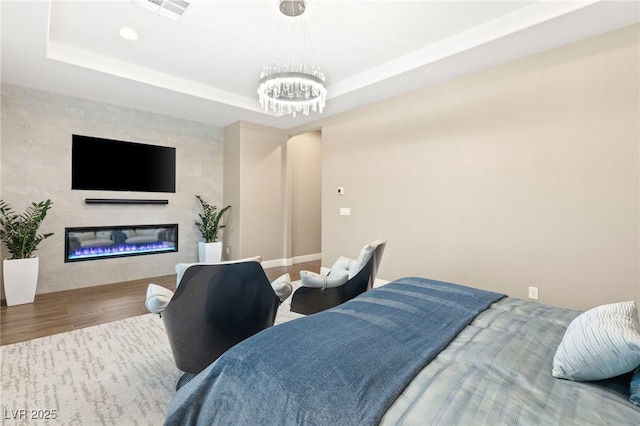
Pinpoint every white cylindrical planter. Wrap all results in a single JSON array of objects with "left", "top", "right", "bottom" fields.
[
  {"left": 3, "top": 257, "right": 39, "bottom": 306},
  {"left": 198, "top": 242, "right": 223, "bottom": 263}
]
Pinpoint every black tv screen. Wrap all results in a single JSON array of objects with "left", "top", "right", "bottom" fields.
[{"left": 72, "top": 135, "right": 176, "bottom": 193}]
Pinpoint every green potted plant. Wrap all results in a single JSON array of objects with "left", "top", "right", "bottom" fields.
[
  {"left": 0, "top": 199, "right": 54, "bottom": 306},
  {"left": 195, "top": 195, "right": 230, "bottom": 262}
]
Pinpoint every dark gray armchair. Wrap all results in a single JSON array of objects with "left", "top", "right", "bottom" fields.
[
  {"left": 290, "top": 239, "right": 386, "bottom": 315},
  {"left": 146, "top": 259, "right": 292, "bottom": 388}
]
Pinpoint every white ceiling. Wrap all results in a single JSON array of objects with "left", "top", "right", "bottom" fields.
[{"left": 2, "top": 1, "right": 638, "bottom": 129}]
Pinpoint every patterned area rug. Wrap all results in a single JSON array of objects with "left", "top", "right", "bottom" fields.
[
  {"left": 0, "top": 289, "right": 304, "bottom": 425},
  {"left": 1, "top": 314, "right": 177, "bottom": 425}
]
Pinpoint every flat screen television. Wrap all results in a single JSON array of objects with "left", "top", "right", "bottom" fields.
[{"left": 72, "top": 135, "right": 176, "bottom": 193}]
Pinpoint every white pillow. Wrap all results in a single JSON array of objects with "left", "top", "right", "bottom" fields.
[
  {"left": 300, "top": 270, "right": 349, "bottom": 290},
  {"left": 552, "top": 301, "right": 640, "bottom": 381},
  {"left": 329, "top": 256, "right": 351, "bottom": 278},
  {"left": 346, "top": 239, "right": 385, "bottom": 278},
  {"left": 145, "top": 283, "right": 175, "bottom": 314},
  {"left": 271, "top": 273, "right": 293, "bottom": 302},
  {"left": 347, "top": 245, "right": 375, "bottom": 278}
]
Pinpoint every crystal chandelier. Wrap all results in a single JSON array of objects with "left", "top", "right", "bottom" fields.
[
  {"left": 258, "top": 61, "right": 326, "bottom": 117},
  {"left": 257, "top": 1, "right": 327, "bottom": 117}
]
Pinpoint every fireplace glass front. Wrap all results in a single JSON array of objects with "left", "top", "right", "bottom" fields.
[{"left": 64, "top": 224, "right": 178, "bottom": 262}]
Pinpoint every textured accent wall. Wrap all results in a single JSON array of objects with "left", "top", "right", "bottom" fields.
[{"left": 1, "top": 83, "right": 224, "bottom": 295}]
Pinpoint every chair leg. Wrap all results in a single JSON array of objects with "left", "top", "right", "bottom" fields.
[{"left": 176, "top": 372, "right": 197, "bottom": 390}]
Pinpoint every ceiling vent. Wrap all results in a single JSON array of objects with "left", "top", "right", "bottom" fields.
[{"left": 133, "top": 0, "right": 191, "bottom": 21}]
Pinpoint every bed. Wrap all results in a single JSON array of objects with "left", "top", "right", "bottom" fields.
[{"left": 163, "top": 277, "right": 640, "bottom": 425}]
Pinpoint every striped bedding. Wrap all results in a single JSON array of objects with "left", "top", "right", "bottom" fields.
[
  {"left": 165, "top": 278, "right": 639, "bottom": 425},
  {"left": 382, "top": 297, "right": 639, "bottom": 425},
  {"left": 164, "top": 277, "right": 505, "bottom": 425}
]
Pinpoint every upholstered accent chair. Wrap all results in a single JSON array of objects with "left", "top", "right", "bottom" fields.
[
  {"left": 145, "top": 258, "right": 292, "bottom": 388},
  {"left": 290, "top": 239, "right": 386, "bottom": 315}
]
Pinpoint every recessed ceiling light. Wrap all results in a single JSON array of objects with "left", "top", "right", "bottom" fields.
[{"left": 119, "top": 27, "right": 138, "bottom": 41}]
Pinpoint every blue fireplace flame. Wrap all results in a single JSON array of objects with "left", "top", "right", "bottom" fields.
[
  {"left": 64, "top": 224, "right": 178, "bottom": 263},
  {"left": 69, "top": 241, "right": 176, "bottom": 260}
]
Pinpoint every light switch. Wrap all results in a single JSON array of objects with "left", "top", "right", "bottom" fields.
[{"left": 340, "top": 207, "right": 351, "bottom": 216}]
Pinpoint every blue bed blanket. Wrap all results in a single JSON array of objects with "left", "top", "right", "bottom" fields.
[{"left": 164, "top": 277, "right": 505, "bottom": 425}]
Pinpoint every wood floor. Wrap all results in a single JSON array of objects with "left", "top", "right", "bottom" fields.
[{"left": 0, "top": 260, "right": 320, "bottom": 346}]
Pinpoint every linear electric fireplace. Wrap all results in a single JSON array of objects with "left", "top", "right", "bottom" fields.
[{"left": 65, "top": 224, "right": 178, "bottom": 263}]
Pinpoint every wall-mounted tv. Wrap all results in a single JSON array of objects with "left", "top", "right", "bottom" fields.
[{"left": 72, "top": 135, "right": 176, "bottom": 193}]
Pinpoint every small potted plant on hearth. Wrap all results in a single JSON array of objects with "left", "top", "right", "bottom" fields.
[
  {"left": 194, "top": 195, "right": 231, "bottom": 263},
  {"left": 0, "top": 199, "right": 54, "bottom": 306}
]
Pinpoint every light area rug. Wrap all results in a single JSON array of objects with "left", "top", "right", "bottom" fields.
[
  {"left": 0, "top": 285, "right": 304, "bottom": 426},
  {"left": 1, "top": 314, "right": 177, "bottom": 425}
]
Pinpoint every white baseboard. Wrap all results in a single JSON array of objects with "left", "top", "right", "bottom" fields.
[
  {"left": 293, "top": 253, "right": 322, "bottom": 264},
  {"left": 261, "top": 259, "right": 287, "bottom": 269},
  {"left": 261, "top": 253, "right": 321, "bottom": 269},
  {"left": 373, "top": 279, "right": 390, "bottom": 288}
]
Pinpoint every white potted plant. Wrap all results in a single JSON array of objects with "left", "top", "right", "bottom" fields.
[
  {"left": 195, "top": 195, "right": 231, "bottom": 263},
  {"left": 0, "top": 199, "right": 54, "bottom": 306}
]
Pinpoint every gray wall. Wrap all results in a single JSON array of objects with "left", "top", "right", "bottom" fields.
[
  {"left": 298, "top": 25, "right": 639, "bottom": 311},
  {"left": 223, "top": 124, "right": 322, "bottom": 267},
  {"left": 223, "top": 122, "right": 287, "bottom": 266},
  {"left": 289, "top": 130, "right": 322, "bottom": 260},
  {"left": 1, "top": 83, "right": 224, "bottom": 295}
]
